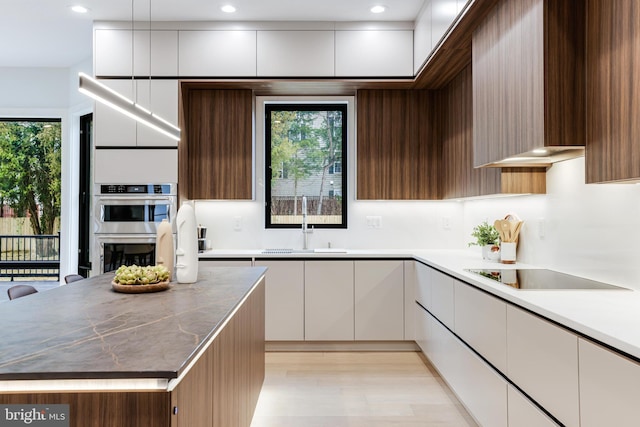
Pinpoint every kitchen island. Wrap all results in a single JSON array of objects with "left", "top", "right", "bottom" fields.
[{"left": 0, "top": 264, "right": 266, "bottom": 427}]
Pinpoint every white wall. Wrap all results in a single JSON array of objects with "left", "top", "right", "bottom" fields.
[
  {"left": 463, "top": 157, "right": 640, "bottom": 291},
  {"left": 0, "top": 60, "right": 93, "bottom": 282}
]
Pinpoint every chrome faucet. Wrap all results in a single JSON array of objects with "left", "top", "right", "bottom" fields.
[{"left": 302, "top": 196, "right": 313, "bottom": 250}]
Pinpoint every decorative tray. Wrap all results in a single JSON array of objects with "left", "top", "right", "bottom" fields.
[{"left": 111, "top": 280, "right": 171, "bottom": 294}]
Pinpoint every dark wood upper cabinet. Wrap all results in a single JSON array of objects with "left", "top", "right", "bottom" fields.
[
  {"left": 472, "top": 0, "right": 585, "bottom": 167},
  {"left": 439, "top": 65, "right": 545, "bottom": 198},
  {"left": 586, "top": 0, "right": 640, "bottom": 183},
  {"left": 179, "top": 87, "right": 253, "bottom": 200},
  {"left": 356, "top": 90, "right": 440, "bottom": 200}
]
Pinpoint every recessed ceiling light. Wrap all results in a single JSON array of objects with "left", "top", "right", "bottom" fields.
[
  {"left": 71, "top": 5, "right": 89, "bottom": 13},
  {"left": 221, "top": 4, "right": 236, "bottom": 13},
  {"left": 370, "top": 5, "right": 387, "bottom": 14}
]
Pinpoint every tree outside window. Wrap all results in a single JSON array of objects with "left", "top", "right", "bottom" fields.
[{"left": 265, "top": 103, "right": 347, "bottom": 228}]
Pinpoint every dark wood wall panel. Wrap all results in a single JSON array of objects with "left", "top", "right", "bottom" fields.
[
  {"left": 180, "top": 88, "right": 253, "bottom": 200},
  {"left": 0, "top": 392, "right": 170, "bottom": 427},
  {"left": 439, "top": 65, "right": 501, "bottom": 199},
  {"left": 586, "top": 0, "right": 640, "bottom": 183},
  {"left": 357, "top": 90, "right": 439, "bottom": 200},
  {"left": 473, "top": 0, "right": 584, "bottom": 167}
]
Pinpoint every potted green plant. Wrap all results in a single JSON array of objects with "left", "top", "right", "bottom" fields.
[{"left": 468, "top": 221, "right": 500, "bottom": 260}]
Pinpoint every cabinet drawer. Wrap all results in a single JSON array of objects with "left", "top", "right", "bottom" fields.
[
  {"left": 454, "top": 281, "right": 507, "bottom": 372},
  {"left": 579, "top": 338, "right": 640, "bottom": 427},
  {"left": 415, "top": 262, "right": 432, "bottom": 309},
  {"left": 431, "top": 268, "right": 454, "bottom": 329},
  {"left": 506, "top": 306, "right": 579, "bottom": 427},
  {"left": 508, "top": 385, "right": 558, "bottom": 427}
]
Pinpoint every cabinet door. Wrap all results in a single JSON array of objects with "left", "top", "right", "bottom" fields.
[
  {"left": 94, "top": 79, "right": 137, "bottom": 147},
  {"left": 255, "top": 260, "right": 304, "bottom": 341},
  {"left": 178, "top": 30, "right": 257, "bottom": 76},
  {"left": 508, "top": 385, "right": 559, "bottom": 427},
  {"left": 136, "top": 80, "right": 178, "bottom": 147},
  {"left": 354, "top": 260, "right": 404, "bottom": 340},
  {"left": 94, "top": 149, "right": 177, "bottom": 184},
  {"left": 450, "top": 324, "right": 508, "bottom": 427},
  {"left": 430, "top": 268, "right": 454, "bottom": 329},
  {"left": 304, "top": 261, "right": 354, "bottom": 341},
  {"left": 425, "top": 305, "right": 508, "bottom": 427},
  {"left": 180, "top": 88, "right": 253, "bottom": 200},
  {"left": 415, "top": 262, "right": 432, "bottom": 310},
  {"left": 95, "top": 29, "right": 178, "bottom": 77},
  {"left": 257, "top": 31, "right": 334, "bottom": 77},
  {"left": 403, "top": 261, "right": 416, "bottom": 340},
  {"left": 454, "top": 280, "right": 507, "bottom": 372},
  {"left": 335, "top": 30, "right": 413, "bottom": 76},
  {"left": 579, "top": 338, "right": 640, "bottom": 427},
  {"left": 507, "top": 306, "right": 579, "bottom": 427}
]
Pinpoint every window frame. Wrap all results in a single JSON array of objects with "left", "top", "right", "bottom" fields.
[{"left": 264, "top": 102, "right": 348, "bottom": 229}]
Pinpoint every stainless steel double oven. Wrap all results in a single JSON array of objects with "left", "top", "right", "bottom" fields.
[{"left": 92, "top": 183, "right": 177, "bottom": 275}]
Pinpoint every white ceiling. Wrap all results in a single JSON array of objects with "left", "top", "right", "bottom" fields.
[{"left": 0, "top": 0, "right": 426, "bottom": 68}]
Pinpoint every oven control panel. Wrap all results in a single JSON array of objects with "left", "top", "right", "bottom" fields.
[{"left": 99, "top": 184, "right": 173, "bottom": 195}]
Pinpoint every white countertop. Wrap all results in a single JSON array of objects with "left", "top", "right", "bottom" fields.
[{"left": 200, "top": 248, "right": 640, "bottom": 360}]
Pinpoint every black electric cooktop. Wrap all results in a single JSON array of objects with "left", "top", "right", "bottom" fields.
[{"left": 464, "top": 268, "right": 629, "bottom": 290}]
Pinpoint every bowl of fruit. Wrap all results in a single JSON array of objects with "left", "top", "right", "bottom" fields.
[{"left": 112, "top": 264, "right": 171, "bottom": 294}]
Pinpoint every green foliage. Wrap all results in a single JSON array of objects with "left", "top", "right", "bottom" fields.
[
  {"left": 468, "top": 221, "right": 500, "bottom": 247},
  {"left": 0, "top": 121, "right": 61, "bottom": 234}
]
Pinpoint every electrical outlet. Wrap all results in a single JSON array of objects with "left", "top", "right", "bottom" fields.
[
  {"left": 233, "top": 216, "right": 242, "bottom": 231},
  {"left": 366, "top": 216, "right": 382, "bottom": 229},
  {"left": 538, "top": 217, "right": 545, "bottom": 239},
  {"left": 442, "top": 216, "right": 451, "bottom": 230}
]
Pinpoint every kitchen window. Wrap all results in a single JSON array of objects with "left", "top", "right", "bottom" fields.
[{"left": 265, "top": 103, "right": 347, "bottom": 229}]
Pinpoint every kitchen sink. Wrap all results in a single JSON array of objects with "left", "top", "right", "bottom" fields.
[{"left": 261, "top": 248, "right": 347, "bottom": 254}]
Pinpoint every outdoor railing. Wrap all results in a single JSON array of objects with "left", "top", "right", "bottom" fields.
[{"left": 0, "top": 234, "right": 60, "bottom": 280}]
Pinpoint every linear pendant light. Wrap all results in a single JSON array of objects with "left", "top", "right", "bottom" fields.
[{"left": 78, "top": 72, "right": 181, "bottom": 141}]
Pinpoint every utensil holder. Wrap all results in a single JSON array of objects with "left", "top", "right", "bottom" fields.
[{"left": 501, "top": 242, "right": 517, "bottom": 264}]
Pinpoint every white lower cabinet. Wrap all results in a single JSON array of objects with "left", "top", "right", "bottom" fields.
[
  {"left": 417, "top": 303, "right": 507, "bottom": 427},
  {"left": 579, "top": 338, "right": 640, "bottom": 427},
  {"left": 354, "top": 260, "right": 404, "bottom": 340},
  {"left": 414, "top": 261, "right": 432, "bottom": 310},
  {"left": 430, "top": 268, "right": 455, "bottom": 329},
  {"left": 454, "top": 280, "right": 507, "bottom": 372},
  {"left": 255, "top": 260, "right": 304, "bottom": 341},
  {"left": 506, "top": 306, "right": 579, "bottom": 427},
  {"left": 304, "top": 260, "right": 354, "bottom": 341},
  {"left": 507, "top": 385, "right": 558, "bottom": 427}
]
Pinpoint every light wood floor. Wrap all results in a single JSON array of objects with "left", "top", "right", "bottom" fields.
[{"left": 250, "top": 352, "right": 478, "bottom": 427}]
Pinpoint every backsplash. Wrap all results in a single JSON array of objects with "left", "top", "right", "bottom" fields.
[
  {"left": 464, "top": 157, "right": 640, "bottom": 291},
  {"left": 195, "top": 156, "right": 640, "bottom": 291}
]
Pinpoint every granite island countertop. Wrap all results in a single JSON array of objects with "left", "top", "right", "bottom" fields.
[{"left": 0, "top": 265, "right": 266, "bottom": 384}]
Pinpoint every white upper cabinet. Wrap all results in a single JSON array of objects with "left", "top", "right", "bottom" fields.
[
  {"left": 257, "top": 31, "right": 334, "bottom": 76},
  {"left": 95, "top": 29, "right": 178, "bottom": 76},
  {"left": 335, "top": 30, "right": 413, "bottom": 76},
  {"left": 413, "top": 1, "right": 433, "bottom": 74},
  {"left": 178, "top": 30, "right": 257, "bottom": 76},
  {"left": 135, "top": 80, "right": 179, "bottom": 147},
  {"left": 94, "top": 149, "right": 178, "bottom": 183},
  {"left": 94, "top": 79, "right": 136, "bottom": 147},
  {"left": 431, "top": 0, "right": 461, "bottom": 50}
]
